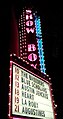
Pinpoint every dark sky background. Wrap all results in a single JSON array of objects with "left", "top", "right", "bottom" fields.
[{"left": 0, "top": 0, "right": 63, "bottom": 119}]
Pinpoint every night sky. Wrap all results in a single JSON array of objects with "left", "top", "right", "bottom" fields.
[{"left": 0, "top": 0, "right": 63, "bottom": 119}]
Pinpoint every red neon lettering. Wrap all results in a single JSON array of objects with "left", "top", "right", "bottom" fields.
[
  {"left": 28, "top": 44, "right": 36, "bottom": 51},
  {"left": 31, "top": 64, "right": 37, "bottom": 68},
  {"left": 28, "top": 53, "right": 37, "bottom": 61},
  {"left": 26, "top": 21, "right": 33, "bottom": 26},
  {"left": 26, "top": 28, "right": 34, "bottom": 33},
  {"left": 26, "top": 14, "right": 33, "bottom": 20}
]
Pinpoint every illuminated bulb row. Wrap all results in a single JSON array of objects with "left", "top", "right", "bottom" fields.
[
  {"left": 11, "top": 53, "right": 44, "bottom": 74},
  {"left": 8, "top": 61, "right": 13, "bottom": 118},
  {"left": 37, "top": 38, "right": 43, "bottom": 48},
  {"left": 35, "top": 18, "right": 42, "bottom": 38},
  {"left": 22, "top": 10, "right": 27, "bottom": 59},
  {"left": 11, "top": 53, "right": 30, "bottom": 65},
  {"left": 19, "top": 15, "right": 23, "bottom": 58},
  {"left": 35, "top": 15, "right": 46, "bottom": 74},
  {"left": 38, "top": 44, "right": 45, "bottom": 66},
  {"left": 37, "top": 39, "right": 46, "bottom": 73},
  {"left": 35, "top": 17, "right": 42, "bottom": 37},
  {"left": 21, "top": 11, "right": 26, "bottom": 38},
  {"left": 51, "top": 93, "right": 55, "bottom": 110},
  {"left": 38, "top": 48, "right": 44, "bottom": 56},
  {"left": 19, "top": 14, "right": 24, "bottom": 58},
  {"left": 50, "top": 85, "right": 58, "bottom": 114},
  {"left": 11, "top": 54, "right": 50, "bottom": 78}
]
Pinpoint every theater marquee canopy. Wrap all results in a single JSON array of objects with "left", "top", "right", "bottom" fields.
[{"left": 8, "top": 55, "right": 55, "bottom": 119}]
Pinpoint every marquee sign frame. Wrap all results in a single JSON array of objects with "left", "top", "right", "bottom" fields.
[{"left": 8, "top": 54, "right": 56, "bottom": 119}]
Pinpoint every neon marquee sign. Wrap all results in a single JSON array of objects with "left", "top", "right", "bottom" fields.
[
  {"left": 8, "top": 56, "right": 56, "bottom": 119},
  {"left": 26, "top": 10, "right": 34, "bottom": 33},
  {"left": 19, "top": 8, "right": 46, "bottom": 73},
  {"left": 26, "top": 9, "right": 37, "bottom": 68}
]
